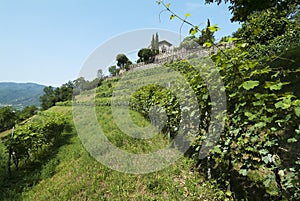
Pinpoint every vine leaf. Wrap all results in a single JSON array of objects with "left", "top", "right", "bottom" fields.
[
  {"left": 203, "top": 41, "right": 213, "bottom": 48},
  {"left": 275, "top": 95, "right": 293, "bottom": 109},
  {"left": 294, "top": 107, "right": 300, "bottom": 117},
  {"left": 170, "top": 14, "right": 175, "bottom": 20},
  {"left": 166, "top": 3, "right": 171, "bottom": 8},
  {"left": 208, "top": 24, "right": 220, "bottom": 33},
  {"left": 242, "top": 80, "right": 260, "bottom": 90},
  {"left": 189, "top": 27, "right": 198, "bottom": 36},
  {"left": 264, "top": 81, "right": 290, "bottom": 91},
  {"left": 239, "top": 169, "right": 248, "bottom": 176},
  {"left": 184, "top": 13, "right": 192, "bottom": 17}
]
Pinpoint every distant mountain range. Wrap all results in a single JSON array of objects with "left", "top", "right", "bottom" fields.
[{"left": 0, "top": 82, "right": 46, "bottom": 109}]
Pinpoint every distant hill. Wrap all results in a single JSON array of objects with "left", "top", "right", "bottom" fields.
[{"left": 0, "top": 82, "right": 46, "bottom": 109}]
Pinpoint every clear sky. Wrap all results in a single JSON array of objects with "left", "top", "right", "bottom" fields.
[{"left": 0, "top": 0, "right": 240, "bottom": 87}]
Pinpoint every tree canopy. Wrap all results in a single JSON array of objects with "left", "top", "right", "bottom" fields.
[
  {"left": 138, "top": 48, "right": 156, "bottom": 63},
  {"left": 108, "top": 65, "right": 119, "bottom": 76},
  {"left": 205, "top": 0, "right": 299, "bottom": 22},
  {"left": 116, "top": 54, "right": 131, "bottom": 69}
]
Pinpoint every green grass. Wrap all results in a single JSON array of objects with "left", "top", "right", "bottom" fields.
[
  {"left": 0, "top": 105, "right": 224, "bottom": 200},
  {"left": 0, "top": 72, "right": 226, "bottom": 200}
]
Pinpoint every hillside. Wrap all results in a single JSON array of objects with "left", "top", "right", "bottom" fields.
[
  {"left": 0, "top": 78, "right": 224, "bottom": 200},
  {"left": 0, "top": 82, "right": 45, "bottom": 109}
]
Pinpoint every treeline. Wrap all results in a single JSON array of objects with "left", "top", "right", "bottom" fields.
[
  {"left": 0, "top": 72, "right": 105, "bottom": 132},
  {"left": 40, "top": 76, "right": 104, "bottom": 110},
  {"left": 0, "top": 106, "right": 38, "bottom": 132}
]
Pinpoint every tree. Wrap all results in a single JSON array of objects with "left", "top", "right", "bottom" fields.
[
  {"left": 40, "top": 86, "right": 56, "bottom": 110},
  {"left": 58, "top": 81, "right": 74, "bottom": 101},
  {"left": 108, "top": 65, "right": 118, "bottom": 76},
  {"left": 17, "top": 105, "right": 38, "bottom": 122},
  {"left": 180, "top": 36, "right": 200, "bottom": 49},
  {"left": 73, "top": 77, "right": 87, "bottom": 92},
  {"left": 205, "top": 0, "right": 299, "bottom": 22},
  {"left": 234, "top": 7, "right": 293, "bottom": 45},
  {"left": 138, "top": 48, "right": 156, "bottom": 63},
  {"left": 97, "top": 69, "right": 104, "bottom": 80},
  {"left": 151, "top": 34, "right": 155, "bottom": 51},
  {"left": 0, "top": 106, "right": 17, "bottom": 132},
  {"left": 124, "top": 60, "right": 132, "bottom": 71},
  {"left": 155, "top": 32, "right": 159, "bottom": 54},
  {"left": 116, "top": 54, "right": 130, "bottom": 69}
]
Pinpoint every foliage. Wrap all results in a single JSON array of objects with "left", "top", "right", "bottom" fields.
[
  {"left": 0, "top": 106, "right": 17, "bottom": 132},
  {"left": 0, "top": 104, "right": 225, "bottom": 200},
  {"left": 137, "top": 48, "right": 157, "bottom": 63},
  {"left": 141, "top": 2, "right": 300, "bottom": 199},
  {"left": 180, "top": 36, "right": 200, "bottom": 49},
  {"left": 109, "top": 65, "right": 119, "bottom": 76},
  {"left": 234, "top": 7, "right": 294, "bottom": 45},
  {"left": 116, "top": 54, "right": 131, "bottom": 70},
  {"left": 40, "top": 77, "right": 102, "bottom": 110},
  {"left": 150, "top": 32, "right": 159, "bottom": 54},
  {"left": 97, "top": 69, "right": 104, "bottom": 80},
  {"left": 39, "top": 86, "right": 57, "bottom": 110},
  {"left": 16, "top": 105, "right": 38, "bottom": 122},
  {"left": 205, "top": 0, "right": 299, "bottom": 22},
  {"left": 198, "top": 19, "right": 215, "bottom": 46},
  {"left": 0, "top": 105, "right": 38, "bottom": 133},
  {"left": 2, "top": 111, "right": 67, "bottom": 170}
]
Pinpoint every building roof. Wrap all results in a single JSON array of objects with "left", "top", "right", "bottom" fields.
[{"left": 158, "top": 40, "right": 172, "bottom": 47}]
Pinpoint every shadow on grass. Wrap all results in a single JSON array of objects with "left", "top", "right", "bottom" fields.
[{"left": 0, "top": 130, "right": 73, "bottom": 201}]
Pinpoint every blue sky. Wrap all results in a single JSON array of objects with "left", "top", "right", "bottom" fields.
[{"left": 0, "top": 0, "right": 240, "bottom": 87}]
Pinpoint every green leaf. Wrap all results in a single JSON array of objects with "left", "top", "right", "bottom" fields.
[
  {"left": 295, "top": 107, "right": 300, "bottom": 117},
  {"left": 254, "top": 122, "right": 266, "bottom": 128},
  {"left": 203, "top": 41, "right": 213, "bottom": 48},
  {"left": 239, "top": 169, "right": 248, "bottom": 176},
  {"left": 287, "top": 138, "right": 298, "bottom": 143},
  {"left": 244, "top": 111, "right": 256, "bottom": 120},
  {"left": 240, "top": 43, "right": 248, "bottom": 48},
  {"left": 262, "top": 154, "right": 273, "bottom": 164},
  {"left": 170, "top": 14, "right": 175, "bottom": 20},
  {"left": 189, "top": 28, "right": 197, "bottom": 36},
  {"left": 165, "top": 3, "right": 171, "bottom": 8},
  {"left": 242, "top": 80, "right": 260, "bottom": 90},
  {"left": 293, "top": 100, "right": 300, "bottom": 107},
  {"left": 208, "top": 24, "right": 219, "bottom": 33},
  {"left": 259, "top": 149, "right": 269, "bottom": 155},
  {"left": 271, "top": 71, "right": 280, "bottom": 78},
  {"left": 263, "top": 174, "right": 274, "bottom": 187},
  {"left": 227, "top": 37, "right": 238, "bottom": 43},
  {"left": 264, "top": 81, "right": 289, "bottom": 91},
  {"left": 212, "top": 145, "right": 222, "bottom": 154},
  {"left": 184, "top": 13, "right": 192, "bottom": 17},
  {"left": 275, "top": 96, "right": 293, "bottom": 109},
  {"left": 225, "top": 190, "right": 232, "bottom": 197}
]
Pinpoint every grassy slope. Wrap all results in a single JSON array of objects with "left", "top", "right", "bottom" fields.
[
  {"left": 24, "top": 106, "right": 222, "bottom": 200},
  {"left": 0, "top": 103, "right": 223, "bottom": 200}
]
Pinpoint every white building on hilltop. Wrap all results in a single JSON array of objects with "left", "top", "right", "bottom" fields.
[{"left": 157, "top": 40, "right": 173, "bottom": 53}]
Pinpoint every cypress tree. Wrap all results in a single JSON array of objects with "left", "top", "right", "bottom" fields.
[
  {"left": 155, "top": 32, "right": 159, "bottom": 54},
  {"left": 151, "top": 34, "right": 155, "bottom": 50}
]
